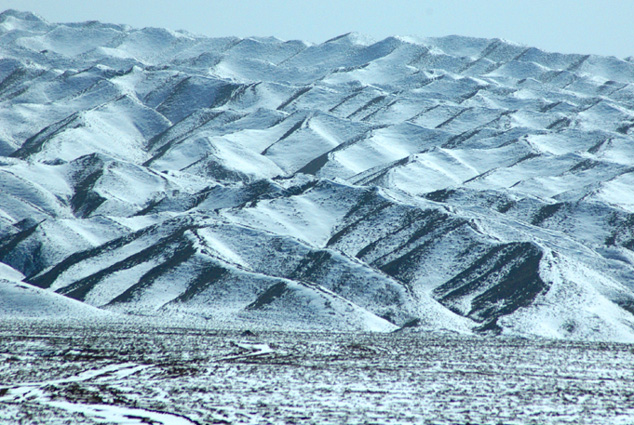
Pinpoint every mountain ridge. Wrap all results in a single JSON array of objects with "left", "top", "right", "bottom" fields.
[{"left": 1, "top": 10, "right": 634, "bottom": 341}]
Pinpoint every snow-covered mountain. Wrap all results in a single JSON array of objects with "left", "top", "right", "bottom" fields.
[{"left": 2, "top": 9, "right": 634, "bottom": 340}]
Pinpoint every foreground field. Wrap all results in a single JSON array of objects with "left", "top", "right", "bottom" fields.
[{"left": 1, "top": 320, "right": 634, "bottom": 424}]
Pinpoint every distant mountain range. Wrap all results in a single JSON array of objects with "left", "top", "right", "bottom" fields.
[{"left": 1, "top": 9, "right": 634, "bottom": 341}]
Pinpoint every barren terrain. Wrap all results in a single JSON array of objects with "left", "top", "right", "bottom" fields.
[{"left": 2, "top": 320, "right": 634, "bottom": 424}]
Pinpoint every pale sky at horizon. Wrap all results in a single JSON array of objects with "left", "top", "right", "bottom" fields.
[{"left": 1, "top": 0, "right": 633, "bottom": 58}]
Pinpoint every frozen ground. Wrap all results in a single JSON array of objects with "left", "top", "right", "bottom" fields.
[{"left": 1, "top": 320, "right": 634, "bottom": 424}]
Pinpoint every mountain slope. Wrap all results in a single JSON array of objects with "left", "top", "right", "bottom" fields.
[{"left": 1, "top": 9, "right": 634, "bottom": 340}]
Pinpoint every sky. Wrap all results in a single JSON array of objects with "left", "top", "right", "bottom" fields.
[{"left": 1, "top": 0, "right": 633, "bottom": 58}]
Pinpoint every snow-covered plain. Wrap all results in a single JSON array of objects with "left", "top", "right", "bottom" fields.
[
  {"left": 1, "top": 321, "right": 634, "bottom": 424},
  {"left": 1, "top": 9, "right": 634, "bottom": 342}
]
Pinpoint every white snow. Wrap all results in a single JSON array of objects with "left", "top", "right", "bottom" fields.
[{"left": 1, "top": 13, "right": 634, "bottom": 340}]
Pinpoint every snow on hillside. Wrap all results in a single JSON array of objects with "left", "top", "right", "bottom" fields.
[
  {"left": 1, "top": 9, "right": 634, "bottom": 340},
  {"left": 0, "top": 262, "right": 111, "bottom": 319}
]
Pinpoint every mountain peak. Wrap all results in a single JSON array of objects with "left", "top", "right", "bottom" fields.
[
  {"left": 0, "top": 9, "right": 45, "bottom": 23},
  {"left": 323, "top": 32, "right": 376, "bottom": 46},
  {"left": 0, "top": 9, "right": 49, "bottom": 33}
]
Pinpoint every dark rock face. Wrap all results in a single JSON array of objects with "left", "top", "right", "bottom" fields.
[{"left": 433, "top": 242, "right": 547, "bottom": 329}]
